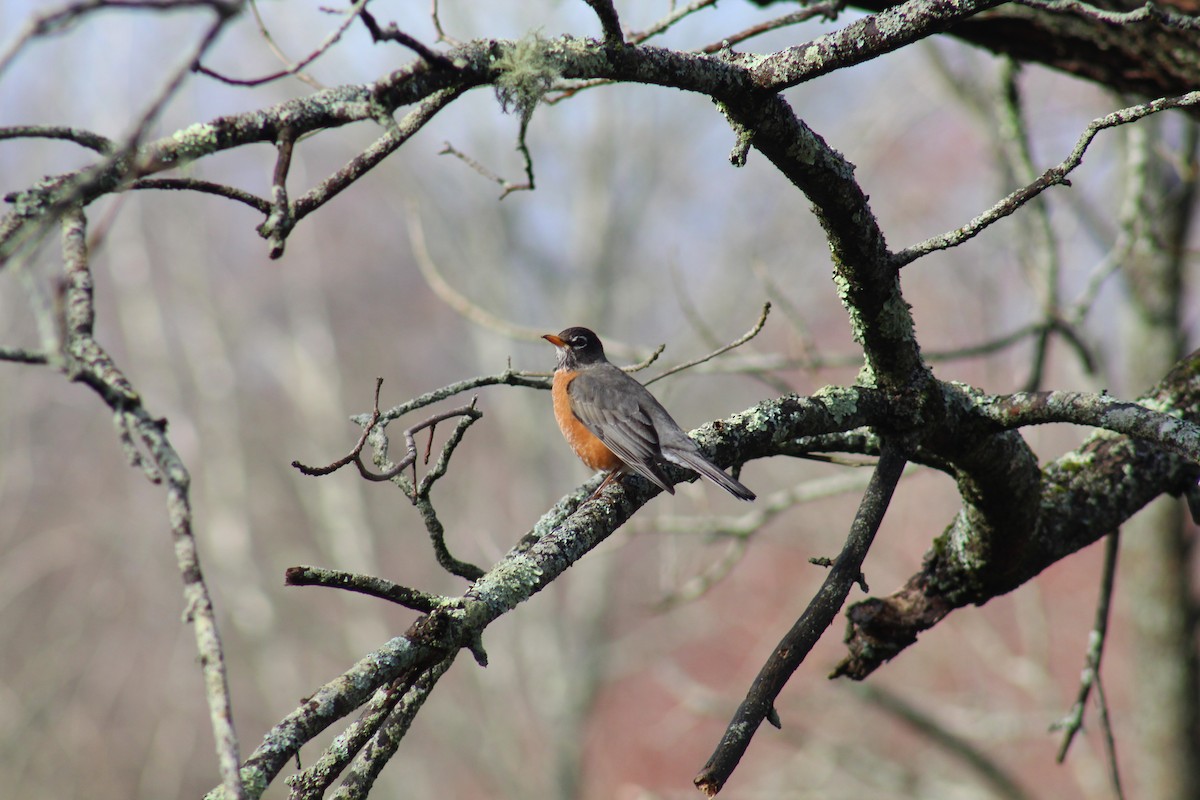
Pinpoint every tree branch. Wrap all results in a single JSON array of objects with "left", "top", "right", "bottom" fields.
[
  {"left": 982, "top": 389, "right": 1200, "bottom": 462},
  {"left": 284, "top": 566, "right": 450, "bottom": 613},
  {"left": 582, "top": 0, "right": 625, "bottom": 46},
  {"left": 695, "top": 442, "right": 908, "bottom": 796},
  {"left": 894, "top": 91, "right": 1200, "bottom": 267},
  {"left": 834, "top": 351, "right": 1200, "bottom": 680},
  {"left": 54, "top": 208, "right": 246, "bottom": 800},
  {"left": 1053, "top": 529, "right": 1120, "bottom": 762}
]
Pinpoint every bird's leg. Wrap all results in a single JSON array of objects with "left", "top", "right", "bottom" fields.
[{"left": 586, "top": 470, "right": 624, "bottom": 503}]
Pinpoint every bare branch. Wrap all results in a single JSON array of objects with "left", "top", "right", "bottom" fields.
[
  {"left": 332, "top": 656, "right": 459, "bottom": 798},
  {"left": 285, "top": 566, "right": 450, "bottom": 613},
  {"left": 645, "top": 301, "right": 771, "bottom": 386},
  {"left": 749, "top": 0, "right": 1007, "bottom": 90},
  {"left": 700, "top": 5, "right": 845, "bottom": 54},
  {"left": 627, "top": 0, "right": 717, "bottom": 44},
  {"left": 582, "top": 0, "right": 625, "bottom": 46},
  {"left": 0, "top": 1, "right": 238, "bottom": 272},
  {"left": 292, "top": 379, "right": 485, "bottom": 580},
  {"left": 194, "top": 0, "right": 367, "bottom": 87},
  {"left": 56, "top": 208, "right": 246, "bottom": 800},
  {"left": 1053, "top": 530, "right": 1120, "bottom": 761},
  {"left": 695, "top": 443, "right": 908, "bottom": 796},
  {"left": 290, "top": 87, "right": 466, "bottom": 225},
  {"left": 0, "top": 0, "right": 237, "bottom": 76},
  {"left": 895, "top": 91, "right": 1200, "bottom": 267},
  {"left": 358, "top": 6, "right": 455, "bottom": 67},
  {"left": 285, "top": 685, "right": 403, "bottom": 799},
  {"left": 0, "top": 346, "right": 49, "bottom": 364},
  {"left": 982, "top": 390, "right": 1200, "bottom": 463},
  {"left": 1016, "top": 0, "right": 1200, "bottom": 30},
  {"left": 291, "top": 379, "right": 482, "bottom": 485},
  {"left": 0, "top": 124, "right": 114, "bottom": 153},
  {"left": 126, "top": 177, "right": 272, "bottom": 214}
]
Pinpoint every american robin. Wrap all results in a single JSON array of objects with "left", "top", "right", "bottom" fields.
[{"left": 543, "top": 327, "right": 755, "bottom": 501}]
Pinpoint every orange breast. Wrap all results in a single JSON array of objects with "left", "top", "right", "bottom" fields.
[{"left": 552, "top": 371, "right": 623, "bottom": 472}]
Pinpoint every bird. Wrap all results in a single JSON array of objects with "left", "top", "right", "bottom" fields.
[{"left": 543, "top": 326, "right": 755, "bottom": 501}]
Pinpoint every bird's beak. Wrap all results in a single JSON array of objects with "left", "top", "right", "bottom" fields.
[{"left": 542, "top": 334, "right": 567, "bottom": 348}]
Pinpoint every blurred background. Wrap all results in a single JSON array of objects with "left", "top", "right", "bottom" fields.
[{"left": 1, "top": 2, "right": 1196, "bottom": 798}]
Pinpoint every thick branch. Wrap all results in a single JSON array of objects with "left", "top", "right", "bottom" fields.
[
  {"left": 982, "top": 390, "right": 1200, "bottom": 461},
  {"left": 834, "top": 350, "right": 1200, "bottom": 679},
  {"left": 749, "top": 0, "right": 1008, "bottom": 89},
  {"left": 747, "top": 0, "right": 1200, "bottom": 99}
]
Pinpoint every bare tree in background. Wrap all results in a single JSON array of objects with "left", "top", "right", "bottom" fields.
[{"left": 2, "top": 1, "right": 1199, "bottom": 799}]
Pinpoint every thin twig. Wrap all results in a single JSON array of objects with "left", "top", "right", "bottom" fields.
[
  {"left": 0, "top": 2, "right": 237, "bottom": 275},
  {"left": 429, "top": 0, "right": 458, "bottom": 44},
  {"left": 359, "top": 7, "right": 454, "bottom": 67},
  {"left": 194, "top": 0, "right": 368, "bottom": 88},
  {"left": 0, "top": 346, "right": 49, "bottom": 364},
  {"left": 627, "top": 0, "right": 716, "bottom": 44},
  {"left": 0, "top": 0, "right": 234, "bottom": 77},
  {"left": 1094, "top": 671, "right": 1126, "bottom": 800},
  {"left": 439, "top": 140, "right": 533, "bottom": 198},
  {"left": 412, "top": 494, "right": 484, "bottom": 580},
  {"left": 700, "top": 5, "right": 844, "bottom": 54},
  {"left": 645, "top": 301, "right": 771, "bottom": 386},
  {"left": 293, "top": 379, "right": 486, "bottom": 580},
  {"left": 126, "top": 178, "right": 272, "bottom": 214},
  {"left": 291, "top": 378, "right": 481, "bottom": 484},
  {"left": 895, "top": 91, "right": 1200, "bottom": 267},
  {"left": 0, "top": 124, "right": 114, "bottom": 153},
  {"left": 331, "top": 655, "right": 458, "bottom": 798},
  {"left": 1053, "top": 530, "right": 1120, "bottom": 761}
]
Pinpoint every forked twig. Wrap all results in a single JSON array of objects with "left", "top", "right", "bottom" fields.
[
  {"left": 194, "top": 0, "right": 368, "bottom": 88},
  {"left": 292, "top": 378, "right": 486, "bottom": 580},
  {"left": 291, "top": 378, "right": 481, "bottom": 486}
]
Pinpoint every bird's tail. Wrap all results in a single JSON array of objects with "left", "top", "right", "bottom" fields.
[{"left": 667, "top": 449, "right": 756, "bottom": 501}]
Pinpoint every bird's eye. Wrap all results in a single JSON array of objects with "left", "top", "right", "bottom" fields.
[{"left": 571, "top": 336, "right": 586, "bottom": 347}]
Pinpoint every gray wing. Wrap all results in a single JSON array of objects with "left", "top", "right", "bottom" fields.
[{"left": 566, "top": 365, "right": 675, "bottom": 493}]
